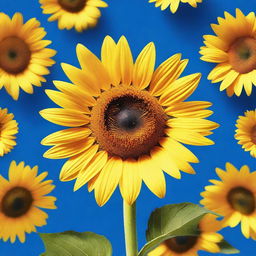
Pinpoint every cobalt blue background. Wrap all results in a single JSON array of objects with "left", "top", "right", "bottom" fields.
[{"left": 0, "top": 0, "right": 255, "bottom": 255}]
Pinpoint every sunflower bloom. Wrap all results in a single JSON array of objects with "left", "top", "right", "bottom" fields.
[
  {"left": 201, "top": 163, "right": 256, "bottom": 240},
  {"left": 200, "top": 9, "right": 256, "bottom": 96},
  {"left": 40, "top": 0, "right": 108, "bottom": 32},
  {"left": 0, "top": 161, "right": 56, "bottom": 243},
  {"left": 40, "top": 35, "right": 218, "bottom": 206},
  {"left": 0, "top": 109, "right": 18, "bottom": 156},
  {"left": 149, "top": 0, "right": 202, "bottom": 13},
  {"left": 235, "top": 110, "right": 256, "bottom": 158},
  {"left": 0, "top": 13, "right": 56, "bottom": 100},
  {"left": 148, "top": 214, "right": 223, "bottom": 256}
]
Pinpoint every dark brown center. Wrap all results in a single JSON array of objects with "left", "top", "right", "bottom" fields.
[
  {"left": 251, "top": 126, "right": 256, "bottom": 144},
  {"left": 1, "top": 187, "right": 33, "bottom": 218},
  {"left": 228, "top": 37, "right": 256, "bottom": 74},
  {"left": 0, "top": 36, "right": 31, "bottom": 74},
  {"left": 165, "top": 236, "right": 198, "bottom": 253},
  {"left": 227, "top": 187, "right": 255, "bottom": 215},
  {"left": 90, "top": 86, "right": 167, "bottom": 159},
  {"left": 58, "top": 0, "right": 86, "bottom": 12}
]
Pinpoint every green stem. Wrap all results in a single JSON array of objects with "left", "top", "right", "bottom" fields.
[{"left": 123, "top": 201, "right": 138, "bottom": 256}]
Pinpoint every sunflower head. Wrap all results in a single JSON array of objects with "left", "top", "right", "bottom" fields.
[
  {"left": 0, "top": 108, "right": 18, "bottom": 156},
  {"left": 0, "top": 161, "right": 56, "bottom": 243},
  {"left": 40, "top": 0, "right": 108, "bottom": 32},
  {"left": 149, "top": 0, "right": 202, "bottom": 14},
  {"left": 148, "top": 214, "right": 222, "bottom": 256},
  {"left": 0, "top": 13, "right": 56, "bottom": 100},
  {"left": 40, "top": 35, "right": 218, "bottom": 206},
  {"left": 200, "top": 9, "right": 256, "bottom": 96},
  {"left": 201, "top": 163, "right": 256, "bottom": 239},
  {"left": 235, "top": 110, "right": 256, "bottom": 158}
]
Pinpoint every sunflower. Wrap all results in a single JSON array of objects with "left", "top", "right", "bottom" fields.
[
  {"left": 149, "top": 0, "right": 202, "bottom": 13},
  {"left": 0, "top": 12, "right": 56, "bottom": 100},
  {"left": 235, "top": 110, "right": 256, "bottom": 158},
  {"left": 40, "top": 0, "right": 108, "bottom": 32},
  {"left": 148, "top": 214, "right": 223, "bottom": 256},
  {"left": 201, "top": 163, "right": 256, "bottom": 240},
  {"left": 200, "top": 9, "right": 256, "bottom": 97},
  {"left": 40, "top": 35, "right": 218, "bottom": 206},
  {"left": 0, "top": 108, "right": 18, "bottom": 156},
  {"left": 0, "top": 161, "right": 56, "bottom": 243}
]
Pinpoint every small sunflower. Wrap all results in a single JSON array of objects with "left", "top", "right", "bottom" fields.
[
  {"left": 149, "top": 0, "right": 202, "bottom": 14},
  {"left": 40, "top": 35, "right": 218, "bottom": 206},
  {"left": 0, "top": 161, "right": 56, "bottom": 243},
  {"left": 0, "top": 12, "right": 56, "bottom": 100},
  {"left": 200, "top": 9, "right": 256, "bottom": 97},
  {"left": 40, "top": 0, "right": 108, "bottom": 32},
  {"left": 0, "top": 108, "right": 18, "bottom": 156},
  {"left": 235, "top": 110, "right": 256, "bottom": 158},
  {"left": 148, "top": 214, "right": 223, "bottom": 256},
  {"left": 201, "top": 163, "right": 256, "bottom": 240}
]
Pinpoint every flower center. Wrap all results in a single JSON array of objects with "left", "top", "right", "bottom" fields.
[
  {"left": 165, "top": 236, "right": 198, "bottom": 253},
  {"left": 251, "top": 125, "right": 256, "bottom": 144},
  {"left": 1, "top": 187, "right": 33, "bottom": 218},
  {"left": 228, "top": 37, "right": 256, "bottom": 74},
  {"left": 58, "top": 0, "right": 86, "bottom": 12},
  {"left": 90, "top": 86, "right": 167, "bottom": 159},
  {"left": 0, "top": 36, "right": 31, "bottom": 74},
  {"left": 227, "top": 187, "right": 255, "bottom": 215}
]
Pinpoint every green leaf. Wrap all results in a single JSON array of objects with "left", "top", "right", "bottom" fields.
[
  {"left": 218, "top": 240, "right": 240, "bottom": 254},
  {"left": 39, "top": 231, "right": 112, "bottom": 256},
  {"left": 138, "top": 202, "right": 213, "bottom": 256}
]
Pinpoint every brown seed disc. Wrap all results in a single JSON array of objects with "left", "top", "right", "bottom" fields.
[
  {"left": 165, "top": 236, "right": 198, "bottom": 253},
  {"left": 227, "top": 186, "right": 255, "bottom": 215},
  {"left": 0, "top": 36, "right": 31, "bottom": 74},
  {"left": 1, "top": 187, "right": 33, "bottom": 218},
  {"left": 228, "top": 37, "right": 256, "bottom": 74},
  {"left": 90, "top": 86, "right": 167, "bottom": 159},
  {"left": 251, "top": 125, "right": 256, "bottom": 144},
  {"left": 58, "top": 0, "right": 86, "bottom": 12}
]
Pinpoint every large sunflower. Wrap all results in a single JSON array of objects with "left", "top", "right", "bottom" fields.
[
  {"left": 201, "top": 163, "right": 256, "bottom": 240},
  {"left": 0, "top": 12, "right": 56, "bottom": 100},
  {"left": 200, "top": 9, "right": 256, "bottom": 97},
  {"left": 148, "top": 214, "right": 223, "bottom": 256},
  {"left": 149, "top": 0, "right": 202, "bottom": 13},
  {"left": 40, "top": 36, "right": 218, "bottom": 206},
  {"left": 235, "top": 110, "right": 256, "bottom": 158},
  {"left": 0, "top": 108, "right": 18, "bottom": 156},
  {"left": 0, "top": 161, "right": 56, "bottom": 243},
  {"left": 40, "top": 0, "right": 108, "bottom": 32}
]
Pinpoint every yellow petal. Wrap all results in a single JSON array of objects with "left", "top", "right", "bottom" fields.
[
  {"left": 74, "top": 151, "right": 108, "bottom": 191},
  {"left": 40, "top": 108, "right": 90, "bottom": 127},
  {"left": 101, "top": 36, "right": 120, "bottom": 86},
  {"left": 150, "top": 147, "right": 181, "bottom": 179},
  {"left": 76, "top": 43, "right": 111, "bottom": 90},
  {"left": 159, "top": 73, "right": 201, "bottom": 106},
  {"left": 117, "top": 36, "right": 133, "bottom": 86},
  {"left": 132, "top": 42, "right": 156, "bottom": 90},
  {"left": 150, "top": 53, "right": 181, "bottom": 96},
  {"left": 41, "top": 127, "right": 91, "bottom": 146},
  {"left": 43, "top": 137, "right": 95, "bottom": 159},
  {"left": 45, "top": 89, "right": 89, "bottom": 112},
  {"left": 94, "top": 157, "right": 123, "bottom": 206},
  {"left": 119, "top": 158, "right": 142, "bottom": 205},
  {"left": 59, "top": 145, "right": 98, "bottom": 181},
  {"left": 138, "top": 155, "right": 166, "bottom": 198},
  {"left": 61, "top": 63, "right": 100, "bottom": 96}
]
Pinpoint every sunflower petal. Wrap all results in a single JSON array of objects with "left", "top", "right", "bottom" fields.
[
  {"left": 119, "top": 158, "right": 142, "bottom": 205},
  {"left": 94, "top": 157, "right": 123, "bottom": 206},
  {"left": 133, "top": 42, "right": 156, "bottom": 90}
]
